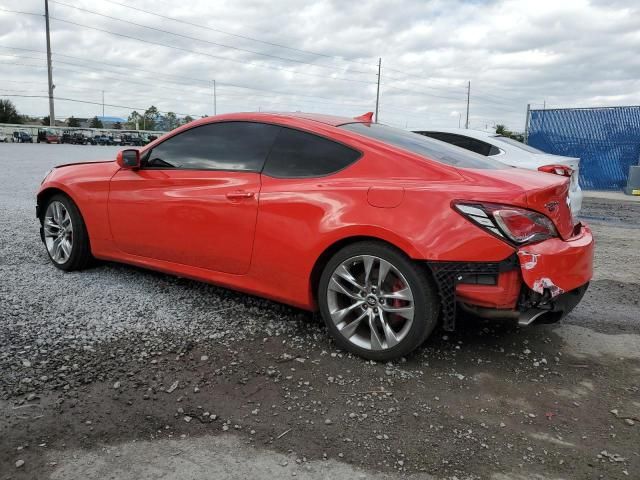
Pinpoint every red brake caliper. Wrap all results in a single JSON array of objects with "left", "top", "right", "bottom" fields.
[{"left": 388, "top": 278, "right": 404, "bottom": 327}]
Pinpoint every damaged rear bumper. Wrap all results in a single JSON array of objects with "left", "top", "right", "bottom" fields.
[
  {"left": 428, "top": 223, "right": 593, "bottom": 330},
  {"left": 517, "top": 223, "right": 594, "bottom": 298}
]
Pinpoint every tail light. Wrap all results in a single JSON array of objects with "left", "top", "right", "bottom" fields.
[
  {"left": 454, "top": 202, "right": 558, "bottom": 245},
  {"left": 538, "top": 164, "right": 572, "bottom": 177}
]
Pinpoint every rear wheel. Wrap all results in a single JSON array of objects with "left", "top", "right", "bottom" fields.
[
  {"left": 42, "top": 194, "right": 92, "bottom": 271},
  {"left": 318, "top": 241, "right": 439, "bottom": 360}
]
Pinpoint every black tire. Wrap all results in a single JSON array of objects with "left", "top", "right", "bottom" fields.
[
  {"left": 41, "top": 194, "right": 93, "bottom": 271},
  {"left": 318, "top": 241, "right": 439, "bottom": 361}
]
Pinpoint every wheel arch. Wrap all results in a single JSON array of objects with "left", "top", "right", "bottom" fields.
[
  {"left": 37, "top": 186, "right": 78, "bottom": 221},
  {"left": 308, "top": 234, "right": 424, "bottom": 309}
]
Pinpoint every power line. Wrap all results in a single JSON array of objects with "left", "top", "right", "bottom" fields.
[
  {"left": 383, "top": 84, "right": 463, "bottom": 102},
  {"left": 43, "top": 15, "right": 376, "bottom": 85},
  {"left": 0, "top": 47, "right": 375, "bottom": 106},
  {"left": 0, "top": 93, "right": 204, "bottom": 116},
  {"left": 50, "top": 0, "right": 374, "bottom": 76},
  {"left": 1, "top": 60, "right": 375, "bottom": 113},
  {"left": 0, "top": 7, "right": 375, "bottom": 84},
  {"left": 102, "top": 0, "right": 376, "bottom": 69}
]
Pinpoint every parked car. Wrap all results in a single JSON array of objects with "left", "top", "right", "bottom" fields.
[
  {"left": 94, "top": 134, "right": 113, "bottom": 146},
  {"left": 36, "top": 112, "right": 593, "bottom": 360},
  {"left": 12, "top": 130, "right": 33, "bottom": 143},
  {"left": 1, "top": 130, "right": 12, "bottom": 142},
  {"left": 412, "top": 128, "right": 583, "bottom": 215},
  {"left": 121, "top": 133, "right": 145, "bottom": 146},
  {"left": 60, "top": 131, "right": 92, "bottom": 145},
  {"left": 37, "top": 129, "right": 60, "bottom": 144}
]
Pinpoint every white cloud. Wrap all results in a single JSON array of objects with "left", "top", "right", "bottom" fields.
[{"left": 0, "top": 0, "right": 638, "bottom": 131}]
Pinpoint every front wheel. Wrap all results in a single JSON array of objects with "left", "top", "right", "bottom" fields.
[
  {"left": 42, "top": 194, "right": 92, "bottom": 271},
  {"left": 318, "top": 241, "right": 439, "bottom": 361}
]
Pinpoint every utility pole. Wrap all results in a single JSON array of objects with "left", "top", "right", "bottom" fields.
[
  {"left": 44, "top": 0, "right": 55, "bottom": 126},
  {"left": 524, "top": 103, "right": 531, "bottom": 144},
  {"left": 374, "top": 57, "right": 381, "bottom": 123},
  {"left": 212, "top": 80, "right": 217, "bottom": 116},
  {"left": 101, "top": 90, "right": 105, "bottom": 118},
  {"left": 465, "top": 81, "right": 470, "bottom": 129}
]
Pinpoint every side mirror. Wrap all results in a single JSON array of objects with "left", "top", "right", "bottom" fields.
[{"left": 116, "top": 149, "right": 140, "bottom": 169}]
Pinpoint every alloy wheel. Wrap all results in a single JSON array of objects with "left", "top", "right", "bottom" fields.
[
  {"left": 326, "top": 255, "right": 415, "bottom": 351},
  {"left": 43, "top": 201, "right": 74, "bottom": 264}
]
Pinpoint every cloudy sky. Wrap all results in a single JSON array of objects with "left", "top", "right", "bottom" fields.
[{"left": 1, "top": 0, "right": 639, "bottom": 131}]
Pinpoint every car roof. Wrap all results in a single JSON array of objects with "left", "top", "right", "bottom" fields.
[{"left": 187, "top": 111, "right": 370, "bottom": 129}]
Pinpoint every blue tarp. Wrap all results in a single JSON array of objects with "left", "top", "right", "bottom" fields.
[{"left": 528, "top": 106, "right": 640, "bottom": 190}]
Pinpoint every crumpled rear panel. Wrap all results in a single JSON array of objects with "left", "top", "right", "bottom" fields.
[{"left": 517, "top": 224, "right": 594, "bottom": 297}]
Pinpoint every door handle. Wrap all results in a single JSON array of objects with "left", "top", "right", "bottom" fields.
[{"left": 226, "top": 191, "right": 255, "bottom": 200}]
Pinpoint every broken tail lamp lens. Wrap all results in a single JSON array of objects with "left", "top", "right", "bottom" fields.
[
  {"left": 454, "top": 202, "right": 558, "bottom": 245},
  {"left": 538, "top": 164, "right": 573, "bottom": 177}
]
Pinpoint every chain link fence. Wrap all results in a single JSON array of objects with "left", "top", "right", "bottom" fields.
[{"left": 527, "top": 106, "right": 640, "bottom": 190}]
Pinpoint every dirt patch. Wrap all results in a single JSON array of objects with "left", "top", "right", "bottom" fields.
[{"left": 2, "top": 321, "right": 639, "bottom": 480}]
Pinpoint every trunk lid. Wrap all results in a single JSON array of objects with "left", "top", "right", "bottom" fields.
[{"left": 459, "top": 167, "right": 576, "bottom": 240}]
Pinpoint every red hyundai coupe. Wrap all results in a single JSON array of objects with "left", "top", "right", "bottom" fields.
[{"left": 37, "top": 112, "right": 593, "bottom": 360}]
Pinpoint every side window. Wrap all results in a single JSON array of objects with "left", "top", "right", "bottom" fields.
[
  {"left": 262, "top": 127, "right": 361, "bottom": 178},
  {"left": 421, "top": 132, "right": 494, "bottom": 156},
  {"left": 143, "top": 121, "right": 280, "bottom": 171},
  {"left": 488, "top": 145, "right": 502, "bottom": 156}
]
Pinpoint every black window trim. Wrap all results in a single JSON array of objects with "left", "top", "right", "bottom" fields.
[{"left": 140, "top": 119, "right": 364, "bottom": 177}]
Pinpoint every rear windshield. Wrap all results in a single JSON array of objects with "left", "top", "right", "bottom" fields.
[
  {"left": 492, "top": 135, "right": 544, "bottom": 154},
  {"left": 340, "top": 123, "right": 506, "bottom": 169}
]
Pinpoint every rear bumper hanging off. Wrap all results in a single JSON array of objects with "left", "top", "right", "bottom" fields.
[
  {"left": 427, "top": 255, "right": 519, "bottom": 331},
  {"left": 427, "top": 223, "right": 594, "bottom": 331}
]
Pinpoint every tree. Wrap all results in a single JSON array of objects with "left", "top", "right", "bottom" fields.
[
  {"left": 127, "top": 111, "right": 142, "bottom": 129},
  {"left": 0, "top": 99, "right": 22, "bottom": 123},
  {"left": 67, "top": 116, "right": 80, "bottom": 127},
  {"left": 495, "top": 124, "right": 525, "bottom": 143},
  {"left": 42, "top": 116, "right": 50, "bottom": 126},
  {"left": 182, "top": 115, "right": 194, "bottom": 125},
  {"left": 89, "top": 116, "right": 104, "bottom": 128},
  {"left": 165, "top": 111, "right": 178, "bottom": 131},
  {"left": 113, "top": 121, "right": 122, "bottom": 130},
  {"left": 143, "top": 105, "right": 159, "bottom": 130}
]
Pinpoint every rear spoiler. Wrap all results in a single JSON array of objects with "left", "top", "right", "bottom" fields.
[{"left": 353, "top": 112, "right": 374, "bottom": 122}]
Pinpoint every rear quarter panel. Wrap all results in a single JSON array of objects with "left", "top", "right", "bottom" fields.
[{"left": 251, "top": 149, "right": 516, "bottom": 309}]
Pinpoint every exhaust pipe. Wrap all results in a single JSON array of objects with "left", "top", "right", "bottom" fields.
[
  {"left": 517, "top": 308, "right": 550, "bottom": 326},
  {"left": 460, "top": 303, "right": 555, "bottom": 326}
]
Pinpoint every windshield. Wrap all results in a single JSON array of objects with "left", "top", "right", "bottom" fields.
[
  {"left": 492, "top": 135, "right": 544, "bottom": 154},
  {"left": 340, "top": 123, "right": 507, "bottom": 169}
]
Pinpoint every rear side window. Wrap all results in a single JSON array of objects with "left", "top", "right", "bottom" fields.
[
  {"left": 341, "top": 123, "right": 506, "bottom": 169},
  {"left": 263, "top": 127, "right": 361, "bottom": 178},
  {"left": 417, "top": 131, "right": 497, "bottom": 157},
  {"left": 493, "top": 135, "right": 545, "bottom": 154},
  {"left": 143, "top": 121, "right": 280, "bottom": 171}
]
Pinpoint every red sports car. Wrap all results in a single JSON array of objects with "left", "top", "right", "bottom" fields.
[{"left": 37, "top": 112, "right": 593, "bottom": 360}]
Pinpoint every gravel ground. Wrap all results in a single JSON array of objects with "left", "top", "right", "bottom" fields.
[{"left": 1, "top": 144, "right": 639, "bottom": 480}]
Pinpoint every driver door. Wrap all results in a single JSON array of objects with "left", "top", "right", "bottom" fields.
[{"left": 108, "top": 121, "right": 281, "bottom": 275}]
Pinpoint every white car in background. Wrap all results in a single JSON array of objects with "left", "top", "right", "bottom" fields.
[{"left": 412, "top": 128, "right": 583, "bottom": 216}]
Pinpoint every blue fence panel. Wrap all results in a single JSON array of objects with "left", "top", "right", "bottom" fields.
[{"left": 528, "top": 106, "right": 640, "bottom": 190}]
